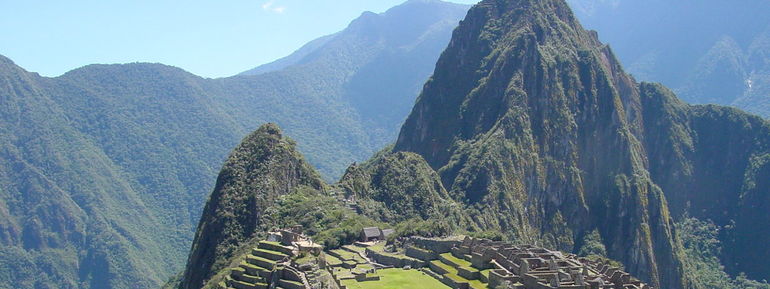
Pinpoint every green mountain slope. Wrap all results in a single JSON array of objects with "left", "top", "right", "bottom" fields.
[
  {"left": 0, "top": 1, "right": 471, "bottom": 288},
  {"left": 0, "top": 56, "right": 182, "bottom": 289}
]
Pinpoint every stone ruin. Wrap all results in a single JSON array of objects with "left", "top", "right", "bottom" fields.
[
  {"left": 218, "top": 227, "right": 653, "bottom": 289},
  {"left": 219, "top": 226, "right": 319, "bottom": 289},
  {"left": 450, "top": 236, "right": 652, "bottom": 289}
]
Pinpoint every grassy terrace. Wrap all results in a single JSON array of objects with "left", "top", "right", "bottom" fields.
[
  {"left": 253, "top": 248, "right": 287, "bottom": 260},
  {"left": 431, "top": 255, "right": 488, "bottom": 289},
  {"left": 440, "top": 253, "right": 479, "bottom": 274},
  {"left": 340, "top": 268, "right": 450, "bottom": 289},
  {"left": 331, "top": 249, "right": 365, "bottom": 262},
  {"left": 343, "top": 245, "right": 367, "bottom": 254},
  {"left": 368, "top": 242, "right": 387, "bottom": 253},
  {"left": 480, "top": 269, "right": 491, "bottom": 279},
  {"left": 440, "top": 253, "right": 472, "bottom": 268},
  {"left": 367, "top": 242, "right": 421, "bottom": 262},
  {"left": 325, "top": 254, "right": 343, "bottom": 266}
]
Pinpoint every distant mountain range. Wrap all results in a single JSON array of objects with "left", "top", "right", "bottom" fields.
[
  {"left": 567, "top": 0, "right": 770, "bottom": 118},
  {"left": 0, "top": 1, "right": 470, "bottom": 288}
]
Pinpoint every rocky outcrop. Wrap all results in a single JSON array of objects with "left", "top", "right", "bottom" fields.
[{"left": 180, "top": 124, "right": 324, "bottom": 289}]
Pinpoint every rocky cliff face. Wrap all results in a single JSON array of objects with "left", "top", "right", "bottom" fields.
[
  {"left": 395, "top": 0, "right": 690, "bottom": 287},
  {"left": 180, "top": 124, "right": 324, "bottom": 289}
]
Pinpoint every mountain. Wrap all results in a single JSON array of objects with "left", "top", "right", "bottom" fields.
[
  {"left": 566, "top": 0, "right": 770, "bottom": 118},
  {"left": 395, "top": 0, "right": 770, "bottom": 287},
  {"left": 177, "top": 124, "right": 405, "bottom": 289},
  {"left": 237, "top": 0, "right": 472, "bottom": 156},
  {"left": 180, "top": 1, "right": 770, "bottom": 289},
  {"left": 180, "top": 124, "right": 325, "bottom": 289},
  {"left": 239, "top": 34, "right": 337, "bottom": 76},
  {"left": 395, "top": 1, "right": 687, "bottom": 287},
  {"left": 0, "top": 57, "right": 198, "bottom": 289},
  {"left": 0, "top": 1, "right": 470, "bottom": 289}
]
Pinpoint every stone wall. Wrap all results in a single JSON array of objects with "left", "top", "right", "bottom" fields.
[
  {"left": 366, "top": 248, "right": 426, "bottom": 268},
  {"left": 409, "top": 236, "right": 462, "bottom": 254},
  {"left": 406, "top": 246, "right": 436, "bottom": 261}
]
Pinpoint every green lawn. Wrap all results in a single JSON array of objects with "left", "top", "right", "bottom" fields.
[{"left": 340, "top": 268, "right": 450, "bottom": 289}]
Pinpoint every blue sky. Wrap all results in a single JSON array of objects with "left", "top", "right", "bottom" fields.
[{"left": 0, "top": 0, "right": 478, "bottom": 78}]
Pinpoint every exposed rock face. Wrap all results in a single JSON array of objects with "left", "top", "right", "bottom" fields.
[
  {"left": 395, "top": 0, "right": 691, "bottom": 287},
  {"left": 180, "top": 124, "right": 324, "bottom": 289}
]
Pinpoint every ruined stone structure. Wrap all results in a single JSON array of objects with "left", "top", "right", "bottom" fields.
[
  {"left": 218, "top": 227, "right": 318, "bottom": 289},
  {"left": 434, "top": 236, "right": 652, "bottom": 289},
  {"left": 218, "top": 231, "right": 651, "bottom": 289}
]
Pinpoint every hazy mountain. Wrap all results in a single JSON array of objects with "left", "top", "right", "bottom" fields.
[
  {"left": 240, "top": 34, "right": 337, "bottom": 76},
  {"left": 0, "top": 1, "right": 470, "bottom": 288},
  {"left": 567, "top": 0, "right": 770, "bottom": 118}
]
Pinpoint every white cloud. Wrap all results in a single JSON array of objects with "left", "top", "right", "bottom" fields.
[{"left": 262, "top": 0, "right": 287, "bottom": 14}]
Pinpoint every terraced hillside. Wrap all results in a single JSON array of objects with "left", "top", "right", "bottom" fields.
[
  {"left": 219, "top": 234, "right": 313, "bottom": 289},
  {"left": 213, "top": 227, "right": 652, "bottom": 289}
]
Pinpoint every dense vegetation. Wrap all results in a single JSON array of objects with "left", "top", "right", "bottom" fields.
[
  {"left": 0, "top": 1, "right": 470, "bottom": 289},
  {"left": 677, "top": 217, "right": 770, "bottom": 289},
  {"left": 568, "top": 0, "right": 770, "bottom": 118}
]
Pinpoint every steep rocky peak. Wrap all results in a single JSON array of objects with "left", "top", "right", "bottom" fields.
[
  {"left": 180, "top": 123, "right": 324, "bottom": 289},
  {"left": 395, "top": 0, "right": 638, "bottom": 169}
]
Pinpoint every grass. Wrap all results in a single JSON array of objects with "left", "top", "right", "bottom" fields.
[
  {"left": 253, "top": 248, "right": 287, "bottom": 260},
  {"left": 431, "top": 260, "right": 458, "bottom": 275},
  {"left": 325, "top": 254, "right": 343, "bottom": 266},
  {"left": 430, "top": 257, "right": 488, "bottom": 289},
  {"left": 439, "top": 253, "right": 472, "bottom": 268},
  {"left": 340, "top": 268, "right": 451, "bottom": 289},
  {"left": 467, "top": 279, "right": 487, "bottom": 289},
  {"left": 343, "top": 245, "right": 367, "bottom": 254},
  {"left": 331, "top": 249, "right": 364, "bottom": 262},
  {"left": 480, "top": 269, "right": 491, "bottom": 279},
  {"left": 368, "top": 242, "right": 387, "bottom": 253}
]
